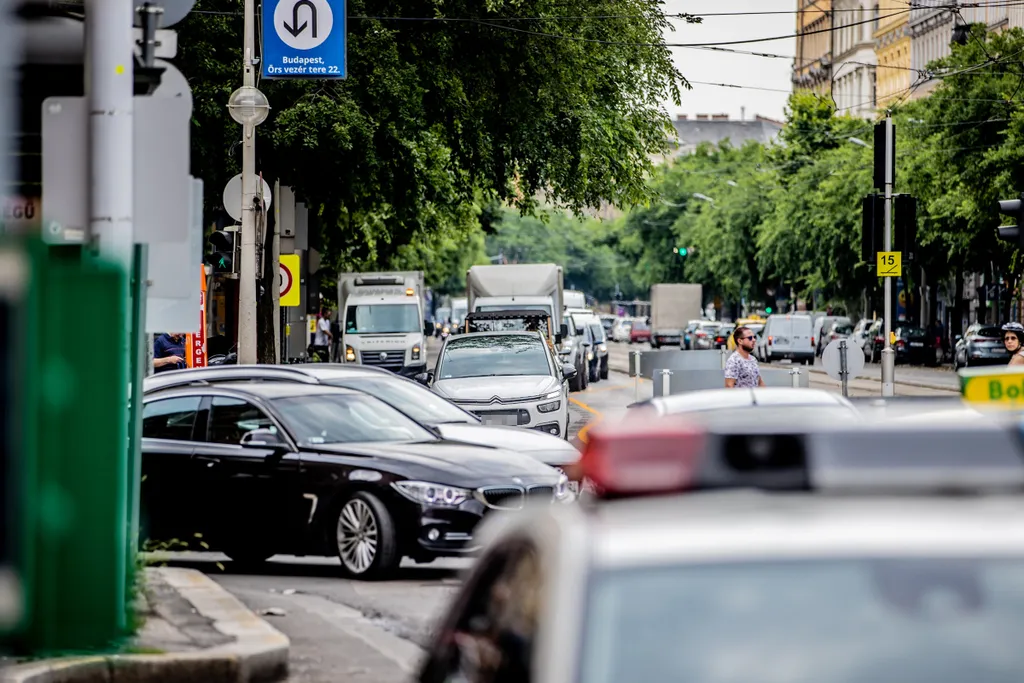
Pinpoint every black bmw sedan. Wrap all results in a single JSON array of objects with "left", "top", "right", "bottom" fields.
[{"left": 141, "top": 381, "right": 570, "bottom": 579}]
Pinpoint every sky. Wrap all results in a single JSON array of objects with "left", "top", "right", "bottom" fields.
[{"left": 659, "top": 0, "right": 796, "bottom": 122}]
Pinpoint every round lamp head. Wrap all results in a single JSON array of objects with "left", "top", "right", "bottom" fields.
[{"left": 227, "top": 85, "right": 270, "bottom": 127}]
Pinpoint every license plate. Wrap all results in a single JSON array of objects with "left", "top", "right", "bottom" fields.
[
  {"left": 910, "top": 342, "right": 923, "bottom": 347},
  {"left": 481, "top": 414, "right": 517, "bottom": 426}
]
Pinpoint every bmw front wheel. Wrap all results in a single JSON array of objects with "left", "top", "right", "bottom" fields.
[{"left": 335, "top": 492, "right": 400, "bottom": 579}]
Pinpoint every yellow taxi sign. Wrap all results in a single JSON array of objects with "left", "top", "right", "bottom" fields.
[
  {"left": 877, "top": 251, "right": 901, "bottom": 277},
  {"left": 960, "top": 366, "right": 1024, "bottom": 405}
]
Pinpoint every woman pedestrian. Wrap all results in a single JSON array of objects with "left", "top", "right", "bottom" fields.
[{"left": 1002, "top": 322, "right": 1024, "bottom": 366}]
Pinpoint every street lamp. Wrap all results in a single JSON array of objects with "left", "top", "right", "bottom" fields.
[
  {"left": 692, "top": 192, "right": 716, "bottom": 205},
  {"left": 227, "top": 85, "right": 270, "bottom": 132},
  {"left": 848, "top": 137, "right": 870, "bottom": 148}
]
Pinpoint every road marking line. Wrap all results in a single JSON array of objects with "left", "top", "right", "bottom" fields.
[
  {"left": 579, "top": 383, "right": 633, "bottom": 394},
  {"left": 569, "top": 397, "right": 603, "bottom": 444}
]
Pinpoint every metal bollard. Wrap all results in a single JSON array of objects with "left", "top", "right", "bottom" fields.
[
  {"left": 789, "top": 368, "right": 801, "bottom": 388},
  {"left": 659, "top": 368, "right": 673, "bottom": 397},
  {"left": 720, "top": 348, "right": 728, "bottom": 369},
  {"left": 630, "top": 351, "right": 641, "bottom": 403}
]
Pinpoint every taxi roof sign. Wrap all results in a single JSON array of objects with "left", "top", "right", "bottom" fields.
[{"left": 960, "top": 366, "right": 1024, "bottom": 406}]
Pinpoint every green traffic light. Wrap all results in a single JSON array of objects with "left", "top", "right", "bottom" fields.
[
  {"left": 679, "top": 247, "right": 688, "bottom": 256},
  {"left": 766, "top": 307, "right": 773, "bottom": 314}
]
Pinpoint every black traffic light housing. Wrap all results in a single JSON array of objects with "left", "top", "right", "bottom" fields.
[
  {"left": 205, "top": 227, "right": 236, "bottom": 273},
  {"left": 894, "top": 194, "right": 917, "bottom": 262},
  {"left": 996, "top": 194, "right": 1024, "bottom": 249},
  {"left": 861, "top": 194, "right": 884, "bottom": 264}
]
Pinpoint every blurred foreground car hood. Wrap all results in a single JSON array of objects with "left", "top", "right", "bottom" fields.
[
  {"left": 434, "top": 375, "right": 560, "bottom": 401},
  {"left": 436, "top": 423, "right": 580, "bottom": 466}
]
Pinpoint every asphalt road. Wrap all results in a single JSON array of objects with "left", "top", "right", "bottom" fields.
[{"left": 153, "top": 336, "right": 957, "bottom": 681}]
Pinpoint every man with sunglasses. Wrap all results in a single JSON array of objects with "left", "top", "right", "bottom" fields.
[
  {"left": 725, "top": 326, "right": 766, "bottom": 388},
  {"left": 1002, "top": 322, "right": 1024, "bottom": 366}
]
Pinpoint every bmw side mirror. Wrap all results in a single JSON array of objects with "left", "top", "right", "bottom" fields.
[
  {"left": 561, "top": 363, "right": 578, "bottom": 380},
  {"left": 414, "top": 371, "right": 432, "bottom": 385},
  {"left": 240, "top": 428, "right": 289, "bottom": 455}
]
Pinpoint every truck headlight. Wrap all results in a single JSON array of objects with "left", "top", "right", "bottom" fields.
[
  {"left": 599, "top": 343, "right": 607, "bottom": 352},
  {"left": 345, "top": 345, "right": 356, "bottom": 362},
  {"left": 392, "top": 481, "right": 469, "bottom": 508},
  {"left": 412, "top": 345, "right": 421, "bottom": 360},
  {"left": 538, "top": 400, "right": 561, "bottom": 413}
]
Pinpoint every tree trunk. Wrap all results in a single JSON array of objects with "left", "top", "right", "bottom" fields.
[{"left": 257, "top": 204, "right": 277, "bottom": 364}]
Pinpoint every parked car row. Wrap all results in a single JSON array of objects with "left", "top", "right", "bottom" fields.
[{"left": 141, "top": 358, "right": 583, "bottom": 579}]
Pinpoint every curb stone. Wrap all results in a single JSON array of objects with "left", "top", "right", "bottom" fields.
[
  {"left": 607, "top": 358, "right": 958, "bottom": 394},
  {"left": 1, "top": 569, "right": 288, "bottom": 683}
]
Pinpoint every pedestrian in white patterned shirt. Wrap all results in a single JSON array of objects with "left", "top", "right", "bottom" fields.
[{"left": 725, "top": 326, "right": 765, "bottom": 388}]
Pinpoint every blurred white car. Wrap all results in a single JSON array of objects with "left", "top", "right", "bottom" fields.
[{"left": 610, "top": 317, "right": 633, "bottom": 343}]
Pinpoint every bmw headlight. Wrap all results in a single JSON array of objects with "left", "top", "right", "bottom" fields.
[
  {"left": 392, "top": 481, "right": 470, "bottom": 508},
  {"left": 555, "top": 473, "right": 574, "bottom": 502},
  {"left": 538, "top": 400, "right": 561, "bottom": 413}
]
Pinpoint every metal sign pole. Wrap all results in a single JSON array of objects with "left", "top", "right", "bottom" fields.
[
  {"left": 839, "top": 339, "right": 849, "bottom": 397},
  {"left": 881, "top": 114, "right": 896, "bottom": 397}
]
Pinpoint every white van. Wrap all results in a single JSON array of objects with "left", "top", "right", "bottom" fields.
[{"left": 761, "top": 314, "right": 815, "bottom": 365}]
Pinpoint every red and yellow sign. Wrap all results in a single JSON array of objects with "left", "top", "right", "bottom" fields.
[{"left": 186, "top": 271, "right": 207, "bottom": 368}]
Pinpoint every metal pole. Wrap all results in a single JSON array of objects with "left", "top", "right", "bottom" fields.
[
  {"left": 272, "top": 181, "right": 281, "bottom": 362},
  {"left": 87, "top": 0, "right": 134, "bottom": 269},
  {"left": 659, "top": 368, "right": 672, "bottom": 397},
  {"left": 790, "top": 368, "right": 801, "bottom": 388},
  {"left": 880, "top": 114, "right": 895, "bottom": 397},
  {"left": 237, "top": 0, "right": 258, "bottom": 364},
  {"left": 839, "top": 339, "right": 849, "bottom": 398}
]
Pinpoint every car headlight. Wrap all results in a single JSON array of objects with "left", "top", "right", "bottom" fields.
[
  {"left": 555, "top": 473, "right": 573, "bottom": 502},
  {"left": 442, "top": 326, "right": 450, "bottom": 334},
  {"left": 587, "top": 351, "right": 594, "bottom": 361},
  {"left": 345, "top": 345, "right": 356, "bottom": 362},
  {"left": 544, "top": 390, "right": 561, "bottom": 399},
  {"left": 392, "top": 481, "right": 469, "bottom": 508},
  {"left": 538, "top": 400, "right": 561, "bottom": 413},
  {"left": 599, "top": 343, "right": 607, "bottom": 352},
  {"left": 412, "top": 345, "right": 421, "bottom": 360}
]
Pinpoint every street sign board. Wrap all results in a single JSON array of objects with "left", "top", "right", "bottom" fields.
[
  {"left": 262, "top": 0, "right": 347, "bottom": 79},
  {"left": 877, "top": 250, "right": 901, "bottom": 277},
  {"left": 41, "top": 95, "right": 192, "bottom": 245},
  {"left": 222, "top": 174, "right": 273, "bottom": 223},
  {"left": 280, "top": 254, "right": 300, "bottom": 307},
  {"left": 821, "top": 338, "right": 865, "bottom": 383}
]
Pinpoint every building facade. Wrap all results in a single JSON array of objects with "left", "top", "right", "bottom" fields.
[
  {"left": 831, "top": 0, "right": 877, "bottom": 117},
  {"left": 910, "top": 1, "right": 1011, "bottom": 99},
  {"left": 793, "top": 0, "right": 833, "bottom": 93},
  {"left": 874, "top": 0, "right": 913, "bottom": 108}
]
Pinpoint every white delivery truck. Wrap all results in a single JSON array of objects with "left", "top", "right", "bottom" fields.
[
  {"left": 466, "top": 264, "right": 565, "bottom": 335},
  {"left": 563, "top": 290, "right": 587, "bottom": 310},
  {"left": 337, "top": 271, "right": 430, "bottom": 376},
  {"left": 450, "top": 297, "right": 468, "bottom": 333},
  {"left": 650, "top": 283, "right": 703, "bottom": 348}
]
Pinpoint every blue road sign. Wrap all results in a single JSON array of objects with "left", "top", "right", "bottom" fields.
[{"left": 262, "top": 0, "right": 346, "bottom": 79}]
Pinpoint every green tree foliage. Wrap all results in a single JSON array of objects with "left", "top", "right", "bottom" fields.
[
  {"left": 485, "top": 210, "right": 642, "bottom": 300},
  {"left": 177, "top": 0, "right": 686, "bottom": 276},
  {"left": 603, "top": 27, "right": 1024, "bottom": 318}
]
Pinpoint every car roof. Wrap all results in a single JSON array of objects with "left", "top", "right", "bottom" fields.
[
  {"left": 145, "top": 380, "right": 362, "bottom": 400},
  {"left": 446, "top": 331, "right": 544, "bottom": 340},
  {"left": 652, "top": 387, "right": 848, "bottom": 413},
  {"left": 587, "top": 493, "right": 1024, "bottom": 570},
  {"left": 142, "top": 363, "right": 394, "bottom": 393}
]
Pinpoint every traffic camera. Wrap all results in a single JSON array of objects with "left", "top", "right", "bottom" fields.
[{"left": 996, "top": 193, "right": 1024, "bottom": 249}]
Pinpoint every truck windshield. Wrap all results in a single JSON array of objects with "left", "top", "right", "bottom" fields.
[
  {"left": 345, "top": 304, "right": 420, "bottom": 334},
  {"left": 478, "top": 304, "right": 553, "bottom": 318}
]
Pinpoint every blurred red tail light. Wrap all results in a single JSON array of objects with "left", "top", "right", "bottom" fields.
[
  {"left": 811, "top": 336, "right": 815, "bottom": 347},
  {"left": 580, "top": 417, "right": 706, "bottom": 498},
  {"left": 768, "top": 335, "right": 773, "bottom": 345}
]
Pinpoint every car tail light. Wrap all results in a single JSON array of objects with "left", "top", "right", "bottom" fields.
[
  {"left": 811, "top": 336, "right": 815, "bottom": 347},
  {"left": 768, "top": 335, "right": 773, "bottom": 345},
  {"left": 580, "top": 417, "right": 707, "bottom": 498},
  {"left": 935, "top": 337, "right": 941, "bottom": 347},
  {"left": 897, "top": 339, "right": 905, "bottom": 348}
]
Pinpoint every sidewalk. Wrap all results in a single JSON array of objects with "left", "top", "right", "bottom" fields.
[
  {"left": 607, "top": 357, "right": 958, "bottom": 395},
  {"left": 2, "top": 568, "right": 289, "bottom": 683}
]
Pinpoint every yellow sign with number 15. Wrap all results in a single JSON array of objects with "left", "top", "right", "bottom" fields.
[{"left": 877, "top": 251, "right": 901, "bottom": 277}]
